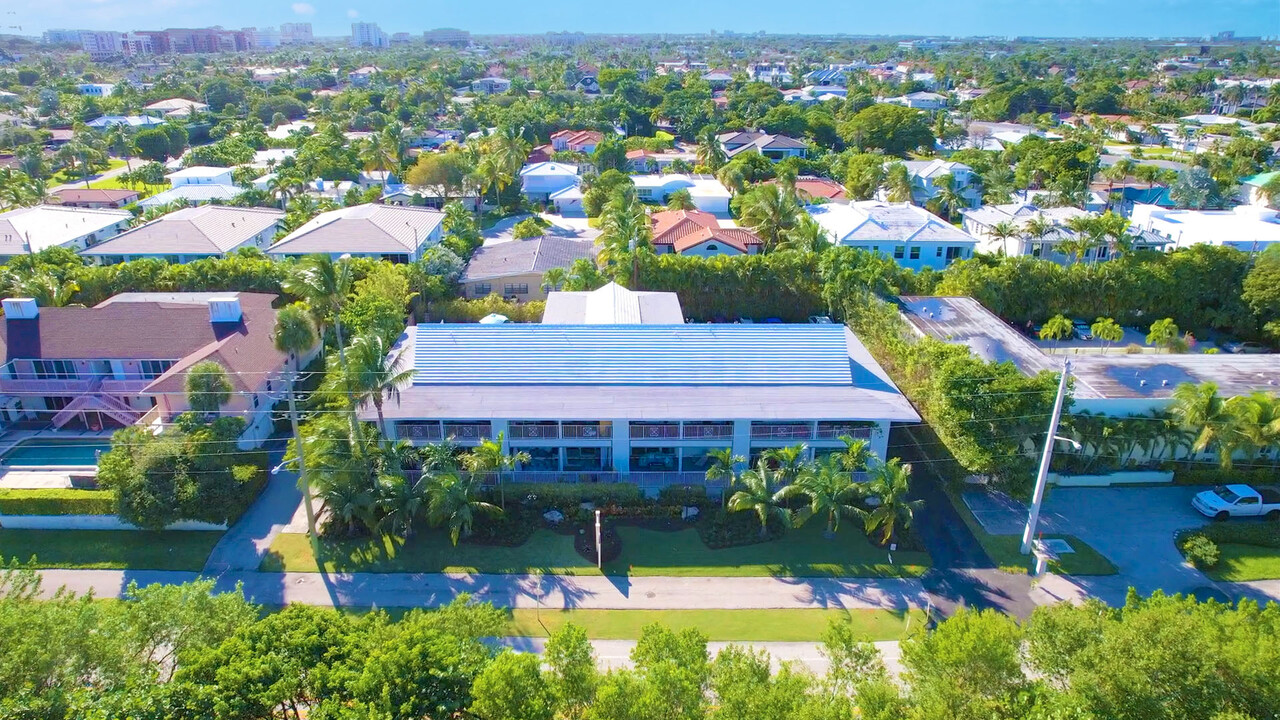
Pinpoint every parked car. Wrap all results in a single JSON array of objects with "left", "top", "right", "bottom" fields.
[
  {"left": 1226, "top": 341, "right": 1268, "bottom": 354},
  {"left": 1192, "top": 484, "right": 1280, "bottom": 520},
  {"left": 809, "top": 315, "right": 834, "bottom": 324},
  {"left": 1071, "top": 320, "right": 1093, "bottom": 340}
]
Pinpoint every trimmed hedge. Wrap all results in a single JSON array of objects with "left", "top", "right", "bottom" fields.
[
  {"left": 0, "top": 488, "right": 115, "bottom": 516},
  {"left": 1184, "top": 522, "right": 1280, "bottom": 549},
  {"left": 496, "top": 483, "right": 644, "bottom": 513},
  {"left": 1172, "top": 465, "right": 1279, "bottom": 486}
]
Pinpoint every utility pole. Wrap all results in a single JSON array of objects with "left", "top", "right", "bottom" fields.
[{"left": 1021, "top": 359, "right": 1072, "bottom": 555}]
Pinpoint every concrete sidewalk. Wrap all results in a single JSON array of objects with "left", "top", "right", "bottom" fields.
[{"left": 36, "top": 569, "right": 930, "bottom": 610}]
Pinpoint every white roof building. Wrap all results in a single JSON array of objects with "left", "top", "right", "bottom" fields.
[
  {"left": 542, "top": 282, "right": 685, "bottom": 324},
  {"left": 142, "top": 98, "right": 209, "bottom": 117},
  {"left": 166, "top": 166, "right": 235, "bottom": 186},
  {"left": 1131, "top": 204, "right": 1280, "bottom": 252},
  {"left": 0, "top": 205, "right": 132, "bottom": 258},
  {"left": 267, "top": 204, "right": 445, "bottom": 262},
  {"left": 806, "top": 201, "right": 978, "bottom": 271}
]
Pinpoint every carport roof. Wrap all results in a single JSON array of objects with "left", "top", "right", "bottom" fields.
[{"left": 898, "top": 296, "right": 1280, "bottom": 401}]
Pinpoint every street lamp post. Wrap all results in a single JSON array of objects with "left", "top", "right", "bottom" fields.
[
  {"left": 595, "top": 509, "right": 602, "bottom": 569},
  {"left": 1021, "top": 359, "right": 1074, "bottom": 555}
]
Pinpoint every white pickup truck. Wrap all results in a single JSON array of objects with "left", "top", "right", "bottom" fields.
[{"left": 1192, "top": 484, "right": 1280, "bottom": 520}]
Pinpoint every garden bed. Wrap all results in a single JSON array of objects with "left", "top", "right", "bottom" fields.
[{"left": 1176, "top": 522, "right": 1280, "bottom": 581}]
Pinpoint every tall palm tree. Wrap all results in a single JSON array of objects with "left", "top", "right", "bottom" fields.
[
  {"left": 273, "top": 303, "right": 320, "bottom": 541},
  {"left": 761, "top": 443, "right": 808, "bottom": 485},
  {"left": 374, "top": 473, "right": 429, "bottom": 539},
  {"left": 596, "top": 190, "right": 651, "bottom": 286},
  {"left": 727, "top": 459, "right": 797, "bottom": 539},
  {"left": 779, "top": 213, "right": 831, "bottom": 253},
  {"left": 359, "top": 132, "right": 395, "bottom": 175},
  {"left": 1022, "top": 216, "right": 1054, "bottom": 256},
  {"left": 1223, "top": 392, "right": 1280, "bottom": 467},
  {"left": 1039, "top": 314, "right": 1073, "bottom": 350},
  {"left": 704, "top": 448, "right": 743, "bottom": 504},
  {"left": 835, "top": 435, "right": 875, "bottom": 474},
  {"left": 427, "top": 471, "right": 502, "bottom": 546},
  {"left": 695, "top": 127, "right": 726, "bottom": 170},
  {"left": 461, "top": 433, "right": 530, "bottom": 508},
  {"left": 739, "top": 183, "right": 799, "bottom": 252},
  {"left": 863, "top": 459, "right": 923, "bottom": 546},
  {"left": 792, "top": 457, "right": 866, "bottom": 538},
  {"left": 932, "top": 173, "right": 967, "bottom": 221},
  {"left": 281, "top": 254, "right": 354, "bottom": 365},
  {"left": 715, "top": 163, "right": 746, "bottom": 196},
  {"left": 987, "top": 221, "right": 1021, "bottom": 254},
  {"left": 882, "top": 162, "right": 913, "bottom": 203},
  {"left": 344, "top": 332, "right": 416, "bottom": 438},
  {"left": 666, "top": 188, "right": 696, "bottom": 211},
  {"left": 1090, "top": 317, "right": 1124, "bottom": 354},
  {"left": 1169, "top": 382, "right": 1227, "bottom": 465}
]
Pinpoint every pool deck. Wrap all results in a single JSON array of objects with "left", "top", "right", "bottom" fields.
[{"left": 0, "top": 429, "right": 114, "bottom": 489}]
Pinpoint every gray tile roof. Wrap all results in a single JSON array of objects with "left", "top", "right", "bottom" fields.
[
  {"left": 267, "top": 203, "right": 445, "bottom": 256},
  {"left": 136, "top": 184, "right": 241, "bottom": 208},
  {"left": 460, "top": 236, "right": 598, "bottom": 282},
  {"left": 81, "top": 206, "right": 284, "bottom": 257}
]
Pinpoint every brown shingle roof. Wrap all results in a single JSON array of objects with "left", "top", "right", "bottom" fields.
[
  {"left": 51, "top": 188, "right": 140, "bottom": 204},
  {"left": 0, "top": 292, "right": 288, "bottom": 394}
]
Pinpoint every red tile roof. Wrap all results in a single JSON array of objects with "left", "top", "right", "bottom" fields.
[
  {"left": 766, "top": 177, "right": 846, "bottom": 201},
  {"left": 649, "top": 210, "right": 762, "bottom": 253},
  {"left": 671, "top": 227, "right": 762, "bottom": 253}
]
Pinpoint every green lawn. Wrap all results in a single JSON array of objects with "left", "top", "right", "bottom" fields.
[
  {"left": 505, "top": 608, "right": 926, "bottom": 641},
  {"left": 1203, "top": 544, "right": 1280, "bottom": 582},
  {"left": 261, "top": 522, "right": 931, "bottom": 578},
  {"left": 86, "top": 173, "right": 166, "bottom": 199},
  {"left": 51, "top": 158, "right": 126, "bottom": 186},
  {"left": 0, "top": 529, "right": 222, "bottom": 570}
]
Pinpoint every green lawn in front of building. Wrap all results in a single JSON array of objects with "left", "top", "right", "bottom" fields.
[{"left": 0, "top": 529, "right": 223, "bottom": 570}]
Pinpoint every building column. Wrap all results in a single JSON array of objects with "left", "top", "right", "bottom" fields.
[
  {"left": 492, "top": 419, "right": 510, "bottom": 452},
  {"left": 872, "top": 421, "right": 891, "bottom": 461},
  {"left": 611, "top": 419, "right": 629, "bottom": 478},
  {"left": 731, "top": 420, "right": 752, "bottom": 466}
]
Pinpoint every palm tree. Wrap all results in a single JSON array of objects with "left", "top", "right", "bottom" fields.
[
  {"left": 359, "top": 132, "right": 395, "bottom": 175},
  {"left": 476, "top": 153, "right": 507, "bottom": 210},
  {"left": 268, "top": 171, "right": 304, "bottom": 211},
  {"left": 1170, "top": 382, "right": 1227, "bottom": 465},
  {"left": 932, "top": 173, "right": 967, "bottom": 221},
  {"left": 779, "top": 214, "right": 831, "bottom": 253},
  {"left": 1091, "top": 317, "right": 1124, "bottom": 354},
  {"left": 715, "top": 163, "right": 746, "bottom": 196},
  {"left": 704, "top": 447, "right": 743, "bottom": 504},
  {"left": 421, "top": 439, "right": 461, "bottom": 472},
  {"left": 739, "top": 183, "right": 799, "bottom": 252},
  {"left": 1039, "top": 314, "right": 1073, "bottom": 350},
  {"left": 695, "top": 127, "right": 727, "bottom": 170},
  {"left": 374, "top": 473, "right": 429, "bottom": 538},
  {"left": 427, "top": 471, "right": 502, "bottom": 545},
  {"left": 792, "top": 456, "right": 866, "bottom": 538},
  {"left": 882, "top": 162, "right": 913, "bottom": 203},
  {"left": 1022, "top": 216, "right": 1054, "bottom": 256},
  {"left": 461, "top": 433, "right": 530, "bottom": 508},
  {"left": 665, "top": 188, "right": 696, "bottom": 211},
  {"left": 1224, "top": 392, "right": 1280, "bottom": 466},
  {"left": 541, "top": 267, "right": 567, "bottom": 293},
  {"left": 1145, "top": 318, "right": 1179, "bottom": 354},
  {"left": 862, "top": 459, "right": 923, "bottom": 546},
  {"left": 987, "top": 221, "right": 1021, "bottom": 254},
  {"left": 596, "top": 190, "right": 651, "bottom": 286},
  {"left": 761, "top": 443, "right": 808, "bottom": 484},
  {"left": 835, "top": 435, "right": 875, "bottom": 474},
  {"left": 282, "top": 254, "right": 354, "bottom": 365},
  {"left": 727, "top": 459, "right": 797, "bottom": 539},
  {"left": 273, "top": 303, "right": 320, "bottom": 541},
  {"left": 319, "top": 475, "right": 375, "bottom": 537},
  {"left": 15, "top": 272, "right": 78, "bottom": 307},
  {"left": 344, "top": 332, "right": 416, "bottom": 438}
]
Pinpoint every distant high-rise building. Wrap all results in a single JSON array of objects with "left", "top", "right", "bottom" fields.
[
  {"left": 544, "top": 31, "right": 586, "bottom": 47},
  {"left": 350, "top": 22, "right": 388, "bottom": 48},
  {"left": 120, "top": 33, "right": 154, "bottom": 57},
  {"left": 43, "top": 29, "right": 87, "bottom": 45},
  {"left": 79, "top": 31, "right": 122, "bottom": 59},
  {"left": 279, "top": 22, "right": 313, "bottom": 45},
  {"left": 243, "top": 27, "right": 280, "bottom": 50},
  {"left": 423, "top": 27, "right": 470, "bottom": 47}
]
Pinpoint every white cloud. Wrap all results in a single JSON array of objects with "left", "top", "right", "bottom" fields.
[
  {"left": 346, "top": 8, "right": 358, "bottom": 17},
  {"left": 291, "top": 2, "right": 315, "bottom": 15}
]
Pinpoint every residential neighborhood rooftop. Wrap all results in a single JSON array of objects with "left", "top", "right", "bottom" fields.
[
  {"left": 267, "top": 203, "right": 444, "bottom": 256},
  {"left": 0, "top": 205, "right": 131, "bottom": 255},
  {"left": 807, "top": 201, "right": 977, "bottom": 245},
  {"left": 136, "top": 184, "right": 242, "bottom": 208},
  {"left": 79, "top": 206, "right": 284, "bottom": 258},
  {"left": 460, "top": 235, "right": 598, "bottom": 282},
  {"left": 542, "top": 282, "right": 685, "bottom": 325}
]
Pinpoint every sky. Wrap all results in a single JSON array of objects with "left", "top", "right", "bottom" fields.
[{"left": 9, "top": 0, "right": 1278, "bottom": 39}]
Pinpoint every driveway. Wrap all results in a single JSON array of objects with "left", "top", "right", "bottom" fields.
[
  {"left": 483, "top": 213, "right": 601, "bottom": 247},
  {"left": 1036, "top": 485, "right": 1217, "bottom": 604}
]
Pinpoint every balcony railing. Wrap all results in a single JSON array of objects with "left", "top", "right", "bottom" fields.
[
  {"left": 0, "top": 377, "right": 97, "bottom": 393},
  {"left": 399, "top": 423, "right": 443, "bottom": 442},
  {"left": 815, "top": 425, "right": 873, "bottom": 440},
  {"left": 509, "top": 423, "right": 559, "bottom": 440},
  {"left": 750, "top": 424, "right": 813, "bottom": 440},
  {"left": 681, "top": 423, "right": 733, "bottom": 440},
  {"left": 562, "top": 423, "right": 612, "bottom": 439},
  {"left": 443, "top": 422, "right": 491, "bottom": 441},
  {"left": 477, "top": 470, "right": 621, "bottom": 486},
  {"left": 630, "top": 472, "right": 713, "bottom": 490},
  {"left": 630, "top": 424, "right": 681, "bottom": 440},
  {"left": 99, "top": 378, "right": 154, "bottom": 394}
]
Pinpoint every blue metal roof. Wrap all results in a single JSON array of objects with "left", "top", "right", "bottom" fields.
[{"left": 410, "top": 324, "right": 853, "bottom": 386}]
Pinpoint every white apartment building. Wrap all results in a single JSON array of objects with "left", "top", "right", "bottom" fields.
[
  {"left": 350, "top": 22, "right": 388, "bottom": 48},
  {"left": 280, "top": 23, "right": 313, "bottom": 45}
]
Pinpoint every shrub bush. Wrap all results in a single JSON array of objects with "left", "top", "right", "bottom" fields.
[
  {"left": 1177, "top": 533, "right": 1221, "bottom": 569},
  {"left": 466, "top": 507, "right": 538, "bottom": 547},
  {"left": 657, "top": 485, "right": 712, "bottom": 508},
  {"left": 1186, "top": 522, "right": 1280, "bottom": 549},
  {"left": 0, "top": 489, "right": 115, "bottom": 516},
  {"left": 433, "top": 296, "right": 545, "bottom": 323},
  {"left": 502, "top": 483, "right": 644, "bottom": 513},
  {"left": 1172, "top": 465, "right": 1279, "bottom": 486},
  {"left": 698, "top": 508, "right": 785, "bottom": 549}
]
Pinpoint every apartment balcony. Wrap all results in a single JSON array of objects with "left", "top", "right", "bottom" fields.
[
  {"left": 477, "top": 470, "right": 622, "bottom": 486},
  {"left": 398, "top": 422, "right": 443, "bottom": 442},
  {"left": 561, "top": 422, "right": 612, "bottom": 439},
  {"left": 99, "top": 378, "right": 154, "bottom": 394},
  {"left": 630, "top": 471, "right": 712, "bottom": 490},
  {"left": 509, "top": 423, "right": 559, "bottom": 440},
  {"left": 681, "top": 423, "right": 733, "bottom": 440},
  {"left": 443, "top": 422, "right": 492, "bottom": 442},
  {"left": 0, "top": 376, "right": 97, "bottom": 394},
  {"left": 814, "top": 424, "right": 873, "bottom": 440},
  {"left": 630, "top": 423, "right": 680, "bottom": 440},
  {"left": 750, "top": 423, "right": 813, "bottom": 440}
]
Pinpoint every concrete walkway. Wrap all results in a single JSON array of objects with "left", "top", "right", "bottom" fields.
[
  {"left": 202, "top": 444, "right": 309, "bottom": 573},
  {"left": 37, "top": 568, "right": 930, "bottom": 611}
]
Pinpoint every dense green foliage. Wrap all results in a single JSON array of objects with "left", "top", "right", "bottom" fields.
[{"left": 0, "top": 489, "right": 115, "bottom": 516}]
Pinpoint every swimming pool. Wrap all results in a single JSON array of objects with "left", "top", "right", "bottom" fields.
[{"left": 1, "top": 438, "right": 112, "bottom": 466}]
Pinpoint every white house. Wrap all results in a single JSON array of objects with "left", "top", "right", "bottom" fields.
[
  {"left": 79, "top": 206, "right": 284, "bottom": 264},
  {"left": 632, "top": 174, "right": 731, "bottom": 214},
  {"left": 961, "top": 202, "right": 1170, "bottom": 262},
  {"left": 166, "top": 166, "right": 235, "bottom": 187},
  {"left": 883, "top": 160, "right": 982, "bottom": 208},
  {"left": 806, "top": 201, "right": 978, "bottom": 271},
  {"left": 0, "top": 205, "right": 132, "bottom": 260},
  {"left": 471, "top": 77, "right": 512, "bottom": 95},
  {"left": 1131, "top": 204, "right": 1280, "bottom": 253},
  {"left": 717, "top": 131, "right": 808, "bottom": 161},
  {"left": 884, "top": 92, "right": 947, "bottom": 110},
  {"left": 519, "top": 162, "right": 580, "bottom": 203},
  {"left": 267, "top": 204, "right": 444, "bottom": 263},
  {"left": 142, "top": 98, "right": 209, "bottom": 117},
  {"left": 77, "top": 83, "right": 116, "bottom": 96}
]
